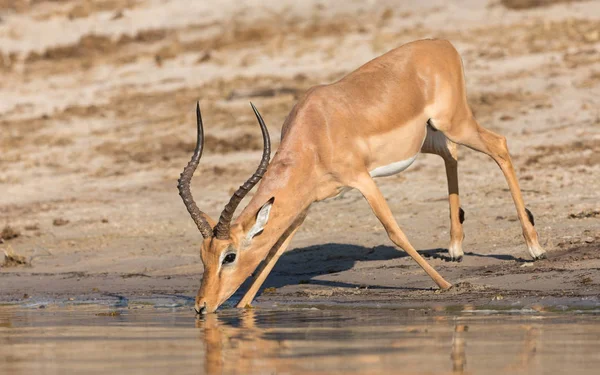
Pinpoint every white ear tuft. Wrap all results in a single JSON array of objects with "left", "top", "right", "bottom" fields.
[{"left": 246, "top": 199, "right": 273, "bottom": 241}]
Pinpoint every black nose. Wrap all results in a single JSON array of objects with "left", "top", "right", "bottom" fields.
[{"left": 195, "top": 302, "right": 207, "bottom": 315}]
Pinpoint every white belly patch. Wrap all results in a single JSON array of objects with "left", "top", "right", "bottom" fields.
[{"left": 369, "top": 153, "right": 419, "bottom": 178}]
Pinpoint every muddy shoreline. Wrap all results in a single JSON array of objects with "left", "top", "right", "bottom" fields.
[{"left": 2, "top": 242, "right": 598, "bottom": 311}]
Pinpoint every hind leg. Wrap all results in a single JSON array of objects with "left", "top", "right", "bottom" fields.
[
  {"left": 444, "top": 157, "right": 465, "bottom": 261},
  {"left": 434, "top": 115, "right": 546, "bottom": 260},
  {"left": 422, "top": 127, "right": 465, "bottom": 261}
]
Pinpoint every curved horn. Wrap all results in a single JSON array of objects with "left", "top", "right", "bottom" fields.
[
  {"left": 177, "top": 102, "right": 214, "bottom": 239},
  {"left": 214, "top": 103, "right": 271, "bottom": 239}
]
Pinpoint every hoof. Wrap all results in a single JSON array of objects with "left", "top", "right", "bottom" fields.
[
  {"left": 448, "top": 256, "right": 463, "bottom": 262},
  {"left": 533, "top": 253, "right": 547, "bottom": 261}
]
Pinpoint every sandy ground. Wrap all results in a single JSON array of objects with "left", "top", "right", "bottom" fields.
[{"left": 1, "top": 0, "right": 599, "bottom": 309}]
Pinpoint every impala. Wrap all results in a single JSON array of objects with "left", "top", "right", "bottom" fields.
[{"left": 178, "top": 39, "right": 546, "bottom": 314}]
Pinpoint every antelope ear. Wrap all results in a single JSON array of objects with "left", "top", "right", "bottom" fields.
[{"left": 246, "top": 198, "right": 274, "bottom": 240}]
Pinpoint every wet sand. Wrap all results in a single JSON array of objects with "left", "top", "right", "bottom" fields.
[{"left": 1, "top": 1, "right": 600, "bottom": 310}]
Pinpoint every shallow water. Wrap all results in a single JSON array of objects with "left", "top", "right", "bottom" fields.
[{"left": 1, "top": 305, "right": 599, "bottom": 374}]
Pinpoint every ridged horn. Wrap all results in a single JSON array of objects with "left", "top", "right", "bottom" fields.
[
  {"left": 214, "top": 103, "right": 271, "bottom": 239},
  {"left": 177, "top": 102, "right": 214, "bottom": 239}
]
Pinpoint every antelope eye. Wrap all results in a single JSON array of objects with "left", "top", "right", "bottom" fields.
[{"left": 222, "top": 253, "right": 236, "bottom": 265}]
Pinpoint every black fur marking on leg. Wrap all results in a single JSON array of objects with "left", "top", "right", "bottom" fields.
[
  {"left": 525, "top": 208, "right": 535, "bottom": 226},
  {"left": 427, "top": 119, "right": 438, "bottom": 131},
  {"left": 459, "top": 207, "right": 465, "bottom": 224}
]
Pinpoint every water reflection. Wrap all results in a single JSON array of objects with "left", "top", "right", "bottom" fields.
[
  {"left": 451, "top": 324, "right": 467, "bottom": 373},
  {"left": 193, "top": 309, "right": 549, "bottom": 375},
  {"left": 508, "top": 325, "right": 540, "bottom": 372},
  {"left": 197, "top": 310, "right": 290, "bottom": 374},
  {"left": 0, "top": 306, "right": 599, "bottom": 374}
]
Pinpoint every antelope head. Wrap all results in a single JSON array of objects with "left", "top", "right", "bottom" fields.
[{"left": 178, "top": 102, "right": 273, "bottom": 314}]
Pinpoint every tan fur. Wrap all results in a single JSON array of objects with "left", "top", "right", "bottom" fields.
[{"left": 194, "top": 39, "right": 545, "bottom": 313}]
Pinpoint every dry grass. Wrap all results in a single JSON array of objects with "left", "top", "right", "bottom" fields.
[
  {"left": 468, "top": 90, "right": 549, "bottom": 119},
  {"left": 569, "top": 210, "right": 600, "bottom": 219},
  {"left": 66, "top": 0, "right": 139, "bottom": 20},
  {"left": 95, "top": 131, "right": 263, "bottom": 164},
  {"left": 525, "top": 139, "right": 600, "bottom": 167},
  {"left": 1, "top": 246, "right": 30, "bottom": 268},
  {"left": 501, "top": 0, "right": 585, "bottom": 9},
  {"left": 563, "top": 48, "right": 600, "bottom": 69},
  {"left": 52, "top": 218, "right": 70, "bottom": 226},
  {"left": 0, "top": 0, "right": 136, "bottom": 15},
  {"left": 449, "top": 18, "right": 600, "bottom": 58},
  {"left": 0, "top": 225, "right": 20, "bottom": 241},
  {"left": 25, "top": 29, "right": 169, "bottom": 63},
  {"left": 0, "top": 73, "right": 313, "bottom": 169},
  {"left": 15, "top": 10, "right": 380, "bottom": 74}
]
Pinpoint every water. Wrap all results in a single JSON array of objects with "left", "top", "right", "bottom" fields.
[{"left": 1, "top": 305, "right": 599, "bottom": 374}]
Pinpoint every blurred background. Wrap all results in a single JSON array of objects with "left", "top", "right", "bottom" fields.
[{"left": 0, "top": 0, "right": 599, "bottom": 299}]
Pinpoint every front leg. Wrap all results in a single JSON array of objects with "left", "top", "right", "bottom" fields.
[
  {"left": 236, "top": 210, "right": 308, "bottom": 308},
  {"left": 351, "top": 174, "right": 452, "bottom": 289}
]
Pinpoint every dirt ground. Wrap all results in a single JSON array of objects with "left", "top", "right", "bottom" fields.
[{"left": 1, "top": 0, "right": 599, "bottom": 309}]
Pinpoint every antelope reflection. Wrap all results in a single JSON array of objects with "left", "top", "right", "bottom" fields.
[
  {"left": 508, "top": 325, "right": 540, "bottom": 371},
  {"left": 449, "top": 323, "right": 540, "bottom": 374},
  {"left": 451, "top": 324, "right": 468, "bottom": 374},
  {"left": 195, "top": 311, "right": 541, "bottom": 375},
  {"left": 196, "top": 309, "right": 289, "bottom": 374}
]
